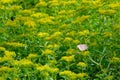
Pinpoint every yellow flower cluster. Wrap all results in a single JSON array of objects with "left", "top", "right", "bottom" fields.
[
  {"left": 72, "top": 15, "right": 90, "bottom": 24},
  {"left": 45, "top": 31, "right": 62, "bottom": 40},
  {"left": 0, "top": 77, "right": 6, "bottom": 80},
  {"left": 110, "top": 57, "right": 120, "bottom": 63},
  {"left": 31, "top": 12, "right": 48, "bottom": 18},
  {"left": 61, "top": 55, "right": 74, "bottom": 62},
  {"left": 13, "top": 59, "right": 34, "bottom": 67},
  {"left": 9, "top": 5, "right": 22, "bottom": 11},
  {"left": 27, "top": 53, "right": 38, "bottom": 59},
  {"left": 37, "top": 32, "right": 49, "bottom": 38},
  {"left": 78, "top": 30, "right": 90, "bottom": 36},
  {"left": 0, "top": 50, "right": 16, "bottom": 63},
  {"left": 60, "top": 0, "right": 77, "bottom": 6},
  {"left": 104, "top": 76, "right": 113, "bottom": 80},
  {"left": 5, "top": 42, "right": 27, "bottom": 47},
  {"left": 24, "top": 20, "right": 36, "bottom": 28},
  {"left": 63, "top": 37, "right": 73, "bottom": 43},
  {"left": 0, "top": 5, "right": 5, "bottom": 10},
  {"left": 76, "top": 73, "right": 88, "bottom": 78},
  {"left": 77, "top": 62, "right": 87, "bottom": 67},
  {"left": 59, "top": 70, "right": 77, "bottom": 80},
  {"left": 103, "top": 32, "right": 112, "bottom": 37},
  {"left": 66, "top": 31, "right": 76, "bottom": 37},
  {"left": 37, "top": 64, "right": 59, "bottom": 73},
  {"left": 73, "top": 39, "right": 80, "bottom": 44},
  {"left": 5, "top": 20, "right": 17, "bottom": 27},
  {"left": 80, "top": 51, "right": 90, "bottom": 56},
  {"left": 0, "top": 66, "right": 14, "bottom": 72},
  {"left": 35, "top": 1, "right": 47, "bottom": 7},
  {"left": 49, "top": 0, "right": 59, "bottom": 7},
  {"left": 0, "top": 57, "right": 13, "bottom": 63},
  {"left": 0, "top": 46, "right": 6, "bottom": 51},
  {"left": 66, "top": 48, "right": 76, "bottom": 55},
  {"left": 19, "top": 9, "right": 33, "bottom": 15},
  {"left": 108, "top": 3, "right": 120, "bottom": 9},
  {"left": 46, "top": 44, "right": 60, "bottom": 49},
  {"left": 98, "top": 9, "right": 116, "bottom": 15},
  {"left": 0, "top": 0, "right": 16, "bottom": 4},
  {"left": 112, "top": 25, "right": 120, "bottom": 31},
  {"left": 4, "top": 50, "right": 16, "bottom": 57},
  {"left": 38, "top": 17, "right": 55, "bottom": 24},
  {"left": 0, "top": 0, "right": 120, "bottom": 79},
  {"left": 42, "top": 49, "right": 54, "bottom": 55}
]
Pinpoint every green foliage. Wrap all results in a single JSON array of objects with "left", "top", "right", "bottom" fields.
[{"left": 0, "top": 0, "right": 120, "bottom": 80}]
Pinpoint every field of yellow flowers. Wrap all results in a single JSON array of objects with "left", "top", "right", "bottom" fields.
[{"left": 0, "top": 0, "right": 120, "bottom": 80}]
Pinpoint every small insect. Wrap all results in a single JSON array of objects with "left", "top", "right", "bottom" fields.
[
  {"left": 10, "top": 16, "right": 16, "bottom": 21},
  {"left": 77, "top": 44, "right": 88, "bottom": 51}
]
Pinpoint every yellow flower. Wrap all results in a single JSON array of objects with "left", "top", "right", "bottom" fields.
[
  {"left": 82, "top": 0, "right": 91, "bottom": 4},
  {"left": 27, "top": 53, "right": 38, "bottom": 59},
  {"left": 103, "top": 32, "right": 112, "bottom": 37},
  {"left": 9, "top": 5, "right": 22, "bottom": 11},
  {"left": 42, "top": 49, "right": 54, "bottom": 55},
  {"left": 45, "top": 32, "right": 62, "bottom": 40},
  {"left": 0, "top": 0, "right": 16, "bottom": 4},
  {"left": 0, "top": 56, "right": 13, "bottom": 63},
  {"left": 60, "top": 1, "right": 77, "bottom": 6},
  {"left": 37, "top": 65, "right": 51, "bottom": 72},
  {"left": 24, "top": 20, "right": 36, "bottom": 28},
  {"left": 112, "top": 25, "right": 120, "bottom": 31},
  {"left": 46, "top": 44, "right": 54, "bottom": 49},
  {"left": 38, "top": 17, "right": 54, "bottom": 24},
  {"left": 0, "top": 66, "right": 13, "bottom": 72},
  {"left": 37, "top": 32, "right": 49, "bottom": 38},
  {"left": 66, "top": 31, "right": 76, "bottom": 37},
  {"left": 61, "top": 55, "right": 74, "bottom": 62},
  {"left": 46, "top": 44, "right": 60, "bottom": 49},
  {"left": 14, "top": 59, "right": 34, "bottom": 67},
  {"left": 16, "top": 15, "right": 33, "bottom": 22},
  {"left": 4, "top": 50, "right": 16, "bottom": 57},
  {"left": 0, "top": 46, "right": 6, "bottom": 51},
  {"left": 50, "top": 68, "right": 59, "bottom": 74},
  {"left": 110, "top": 57, "right": 120, "bottom": 63},
  {"left": 35, "top": 1, "right": 47, "bottom": 7},
  {"left": 104, "top": 76, "right": 113, "bottom": 80},
  {"left": 66, "top": 49, "right": 76, "bottom": 55},
  {"left": 73, "top": 39, "right": 80, "bottom": 44},
  {"left": 0, "top": 77, "right": 6, "bottom": 80},
  {"left": 98, "top": 9, "right": 116, "bottom": 15},
  {"left": 78, "top": 30, "right": 90, "bottom": 36},
  {"left": 91, "top": 32, "right": 98, "bottom": 36},
  {"left": 5, "top": 20, "right": 17, "bottom": 27},
  {"left": 31, "top": 12, "right": 48, "bottom": 18},
  {"left": 19, "top": 9, "right": 33, "bottom": 15},
  {"left": 5, "top": 42, "right": 27, "bottom": 47},
  {"left": 80, "top": 51, "right": 90, "bottom": 56},
  {"left": 58, "top": 10, "right": 66, "bottom": 15},
  {"left": 76, "top": 73, "right": 88, "bottom": 78},
  {"left": 89, "top": 41, "right": 97, "bottom": 46},
  {"left": 49, "top": 0, "right": 59, "bottom": 7},
  {"left": 53, "top": 44, "right": 60, "bottom": 48},
  {"left": 13, "top": 78, "right": 20, "bottom": 80},
  {"left": 108, "top": 3, "right": 120, "bottom": 9},
  {"left": 0, "top": 5, "right": 5, "bottom": 10},
  {"left": 77, "top": 62, "right": 87, "bottom": 67},
  {"left": 59, "top": 70, "right": 77, "bottom": 80},
  {"left": 63, "top": 37, "right": 73, "bottom": 43},
  {"left": 72, "top": 15, "right": 90, "bottom": 24}
]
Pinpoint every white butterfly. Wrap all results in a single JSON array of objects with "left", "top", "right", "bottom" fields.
[{"left": 77, "top": 44, "right": 88, "bottom": 51}]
